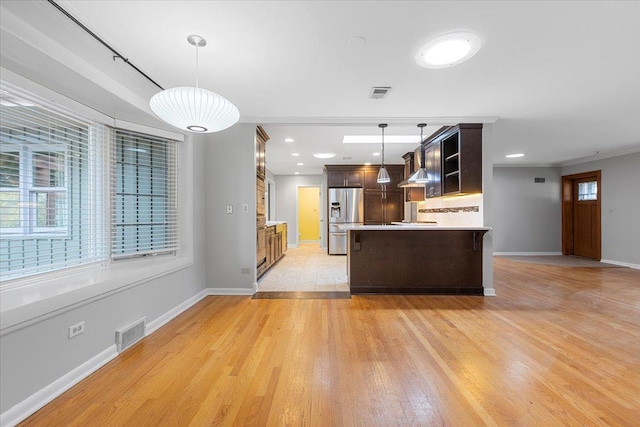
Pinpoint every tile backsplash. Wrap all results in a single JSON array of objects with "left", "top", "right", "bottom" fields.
[{"left": 416, "top": 193, "right": 483, "bottom": 226}]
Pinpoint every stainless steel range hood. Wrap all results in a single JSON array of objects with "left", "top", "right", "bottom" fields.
[{"left": 397, "top": 146, "right": 427, "bottom": 188}]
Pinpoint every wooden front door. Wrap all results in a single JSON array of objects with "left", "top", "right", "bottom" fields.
[{"left": 562, "top": 171, "right": 601, "bottom": 260}]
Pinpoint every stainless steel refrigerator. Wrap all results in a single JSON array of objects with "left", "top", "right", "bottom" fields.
[{"left": 328, "top": 188, "right": 363, "bottom": 255}]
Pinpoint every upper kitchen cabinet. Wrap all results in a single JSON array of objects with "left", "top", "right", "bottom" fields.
[
  {"left": 256, "top": 126, "right": 269, "bottom": 179},
  {"left": 325, "top": 165, "right": 364, "bottom": 188},
  {"left": 440, "top": 124, "right": 483, "bottom": 195},
  {"left": 423, "top": 142, "right": 442, "bottom": 198},
  {"left": 422, "top": 124, "right": 483, "bottom": 197}
]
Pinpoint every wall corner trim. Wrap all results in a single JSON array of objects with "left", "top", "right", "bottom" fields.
[
  {"left": 1, "top": 345, "right": 118, "bottom": 427},
  {"left": 483, "top": 288, "right": 497, "bottom": 297}
]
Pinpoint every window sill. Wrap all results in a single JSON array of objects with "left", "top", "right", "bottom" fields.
[{"left": 0, "top": 256, "right": 193, "bottom": 336}]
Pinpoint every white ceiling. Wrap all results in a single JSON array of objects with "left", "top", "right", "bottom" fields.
[{"left": 1, "top": 1, "right": 639, "bottom": 175}]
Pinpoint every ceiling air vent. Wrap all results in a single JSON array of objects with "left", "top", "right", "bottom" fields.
[{"left": 369, "top": 87, "right": 391, "bottom": 99}]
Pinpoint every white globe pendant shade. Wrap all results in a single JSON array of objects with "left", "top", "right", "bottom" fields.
[{"left": 150, "top": 86, "right": 239, "bottom": 133}]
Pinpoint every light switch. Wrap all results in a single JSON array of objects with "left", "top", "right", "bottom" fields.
[{"left": 226, "top": 204, "right": 233, "bottom": 214}]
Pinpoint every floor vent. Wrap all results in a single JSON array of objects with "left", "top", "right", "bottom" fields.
[
  {"left": 369, "top": 86, "right": 391, "bottom": 99},
  {"left": 115, "top": 317, "right": 146, "bottom": 353}
]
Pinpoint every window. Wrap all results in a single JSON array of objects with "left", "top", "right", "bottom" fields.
[
  {"left": 578, "top": 181, "right": 597, "bottom": 201},
  {"left": 0, "top": 85, "right": 109, "bottom": 281},
  {"left": 112, "top": 130, "right": 178, "bottom": 258},
  {"left": 0, "top": 83, "right": 179, "bottom": 284},
  {"left": 0, "top": 148, "right": 68, "bottom": 235}
]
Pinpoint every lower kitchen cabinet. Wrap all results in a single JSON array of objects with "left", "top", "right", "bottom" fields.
[{"left": 258, "top": 222, "right": 288, "bottom": 279}]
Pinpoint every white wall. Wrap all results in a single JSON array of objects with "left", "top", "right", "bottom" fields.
[
  {"left": 492, "top": 167, "right": 562, "bottom": 253},
  {"left": 205, "top": 124, "right": 258, "bottom": 292},
  {"left": 273, "top": 174, "right": 326, "bottom": 248},
  {"left": 562, "top": 152, "right": 640, "bottom": 266}
]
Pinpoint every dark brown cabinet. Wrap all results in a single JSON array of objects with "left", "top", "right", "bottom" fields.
[
  {"left": 363, "top": 165, "right": 404, "bottom": 225},
  {"left": 256, "top": 126, "right": 269, "bottom": 278},
  {"left": 325, "top": 164, "right": 404, "bottom": 225},
  {"left": 365, "top": 189, "right": 403, "bottom": 224},
  {"left": 256, "top": 126, "right": 287, "bottom": 279},
  {"left": 256, "top": 126, "right": 268, "bottom": 179},
  {"left": 438, "top": 124, "right": 483, "bottom": 195},
  {"left": 326, "top": 167, "right": 364, "bottom": 187},
  {"left": 418, "top": 123, "right": 483, "bottom": 197},
  {"left": 423, "top": 141, "right": 442, "bottom": 198}
]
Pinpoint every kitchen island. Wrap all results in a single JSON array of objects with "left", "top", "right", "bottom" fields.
[{"left": 342, "top": 225, "right": 491, "bottom": 295}]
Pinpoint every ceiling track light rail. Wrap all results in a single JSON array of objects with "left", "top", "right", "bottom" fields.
[{"left": 45, "top": 0, "right": 164, "bottom": 90}]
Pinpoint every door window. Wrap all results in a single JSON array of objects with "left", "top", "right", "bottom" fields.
[{"left": 577, "top": 181, "right": 597, "bottom": 201}]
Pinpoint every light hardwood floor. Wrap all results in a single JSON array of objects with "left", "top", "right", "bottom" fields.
[{"left": 21, "top": 258, "right": 640, "bottom": 426}]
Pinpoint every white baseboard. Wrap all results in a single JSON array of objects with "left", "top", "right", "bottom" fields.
[
  {"left": 145, "top": 289, "right": 208, "bottom": 335},
  {"left": 601, "top": 259, "right": 640, "bottom": 270},
  {"left": 207, "top": 288, "right": 255, "bottom": 296},
  {"left": 493, "top": 252, "right": 563, "bottom": 256},
  {"left": 0, "top": 345, "right": 118, "bottom": 427}
]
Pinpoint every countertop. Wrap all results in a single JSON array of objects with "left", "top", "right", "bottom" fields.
[
  {"left": 337, "top": 224, "right": 492, "bottom": 231},
  {"left": 266, "top": 221, "right": 287, "bottom": 226}
]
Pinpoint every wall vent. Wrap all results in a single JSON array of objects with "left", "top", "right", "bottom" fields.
[
  {"left": 534, "top": 177, "right": 546, "bottom": 183},
  {"left": 369, "top": 87, "right": 391, "bottom": 99},
  {"left": 115, "top": 317, "right": 146, "bottom": 353}
]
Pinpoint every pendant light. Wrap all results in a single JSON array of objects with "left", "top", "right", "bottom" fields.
[
  {"left": 150, "top": 35, "right": 239, "bottom": 133},
  {"left": 377, "top": 123, "right": 391, "bottom": 184},
  {"left": 408, "top": 123, "right": 429, "bottom": 183}
]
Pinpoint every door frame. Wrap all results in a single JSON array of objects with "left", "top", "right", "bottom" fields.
[
  {"left": 296, "top": 185, "right": 321, "bottom": 246},
  {"left": 562, "top": 170, "right": 601, "bottom": 258}
]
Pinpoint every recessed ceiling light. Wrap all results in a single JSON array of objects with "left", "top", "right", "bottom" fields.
[
  {"left": 505, "top": 153, "right": 525, "bottom": 158},
  {"left": 313, "top": 152, "right": 336, "bottom": 159},
  {"left": 343, "top": 135, "right": 421, "bottom": 144},
  {"left": 296, "top": 162, "right": 304, "bottom": 166},
  {"left": 294, "top": 172, "right": 300, "bottom": 175},
  {"left": 415, "top": 31, "right": 481, "bottom": 69},
  {"left": 291, "top": 152, "right": 300, "bottom": 156},
  {"left": 364, "top": 162, "right": 372, "bottom": 166},
  {"left": 285, "top": 138, "right": 294, "bottom": 143},
  {"left": 372, "top": 152, "right": 380, "bottom": 156}
]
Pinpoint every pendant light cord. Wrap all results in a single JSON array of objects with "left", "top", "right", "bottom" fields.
[
  {"left": 381, "top": 126, "right": 385, "bottom": 167},
  {"left": 195, "top": 44, "right": 199, "bottom": 88}
]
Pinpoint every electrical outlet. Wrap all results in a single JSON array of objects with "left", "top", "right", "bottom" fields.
[
  {"left": 242, "top": 204, "right": 249, "bottom": 213},
  {"left": 240, "top": 267, "right": 251, "bottom": 274},
  {"left": 226, "top": 204, "right": 233, "bottom": 214},
  {"left": 69, "top": 321, "right": 84, "bottom": 339}
]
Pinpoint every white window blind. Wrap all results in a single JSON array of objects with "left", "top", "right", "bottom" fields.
[
  {"left": 112, "top": 129, "right": 178, "bottom": 258},
  {"left": 0, "top": 83, "right": 109, "bottom": 281}
]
